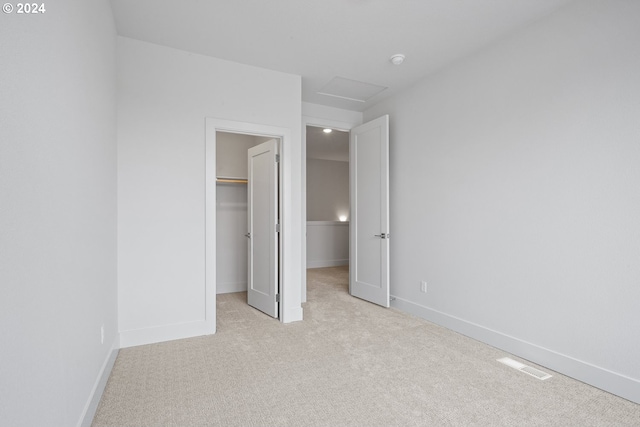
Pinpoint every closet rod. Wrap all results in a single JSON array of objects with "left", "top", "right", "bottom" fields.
[{"left": 216, "top": 177, "right": 248, "bottom": 184}]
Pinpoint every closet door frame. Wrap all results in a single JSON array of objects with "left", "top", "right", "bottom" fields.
[{"left": 205, "top": 118, "right": 300, "bottom": 334}]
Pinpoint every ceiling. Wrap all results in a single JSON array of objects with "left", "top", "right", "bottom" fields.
[
  {"left": 109, "top": 0, "right": 573, "bottom": 112},
  {"left": 307, "top": 126, "right": 349, "bottom": 162}
]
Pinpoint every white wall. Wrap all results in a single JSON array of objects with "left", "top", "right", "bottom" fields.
[
  {"left": 307, "top": 222, "right": 350, "bottom": 268},
  {"left": 307, "top": 159, "right": 350, "bottom": 221},
  {"left": 117, "top": 37, "right": 302, "bottom": 346},
  {"left": 217, "top": 132, "right": 270, "bottom": 179},
  {"left": 0, "top": 1, "right": 118, "bottom": 425},
  {"left": 364, "top": 0, "right": 640, "bottom": 403},
  {"left": 216, "top": 183, "right": 249, "bottom": 293},
  {"left": 302, "top": 102, "right": 363, "bottom": 129}
]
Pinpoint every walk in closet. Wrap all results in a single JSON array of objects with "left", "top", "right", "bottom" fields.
[{"left": 216, "top": 131, "right": 271, "bottom": 294}]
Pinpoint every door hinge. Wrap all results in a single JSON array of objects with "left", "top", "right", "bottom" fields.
[
  {"left": 275, "top": 294, "right": 280, "bottom": 303},
  {"left": 276, "top": 223, "right": 280, "bottom": 233},
  {"left": 275, "top": 154, "right": 280, "bottom": 163}
]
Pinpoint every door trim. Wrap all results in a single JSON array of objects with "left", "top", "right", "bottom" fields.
[{"left": 206, "top": 118, "right": 298, "bottom": 332}]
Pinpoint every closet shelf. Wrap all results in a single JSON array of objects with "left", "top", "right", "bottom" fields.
[{"left": 216, "top": 177, "right": 248, "bottom": 184}]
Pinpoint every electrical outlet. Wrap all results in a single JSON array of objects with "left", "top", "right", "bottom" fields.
[
  {"left": 100, "top": 325, "right": 104, "bottom": 344},
  {"left": 420, "top": 281, "right": 427, "bottom": 293}
]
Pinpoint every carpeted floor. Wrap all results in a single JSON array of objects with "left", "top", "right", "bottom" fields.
[{"left": 92, "top": 266, "right": 640, "bottom": 426}]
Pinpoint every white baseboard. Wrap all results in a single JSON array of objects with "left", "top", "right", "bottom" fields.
[
  {"left": 119, "top": 320, "right": 213, "bottom": 349},
  {"left": 217, "top": 281, "right": 247, "bottom": 294},
  {"left": 79, "top": 336, "right": 120, "bottom": 427},
  {"left": 391, "top": 295, "right": 640, "bottom": 404},
  {"left": 307, "top": 259, "right": 349, "bottom": 268}
]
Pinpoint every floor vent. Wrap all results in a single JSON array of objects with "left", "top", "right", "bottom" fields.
[{"left": 497, "top": 357, "right": 552, "bottom": 380}]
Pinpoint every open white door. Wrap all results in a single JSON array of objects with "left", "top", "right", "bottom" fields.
[
  {"left": 247, "top": 139, "right": 279, "bottom": 318},
  {"left": 350, "top": 115, "right": 390, "bottom": 307}
]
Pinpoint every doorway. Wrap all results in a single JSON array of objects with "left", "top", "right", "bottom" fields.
[
  {"left": 302, "top": 115, "right": 390, "bottom": 308},
  {"left": 305, "top": 125, "right": 351, "bottom": 296},
  {"left": 215, "top": 131, "right": 272, "bottom": 294},
  {"left": 215, "top": 131, "right": 281, "bottom": 319},
  {"left": 301, "top": 116, "right": 352, "bottom": 303},
  {"left": 206, "top": 118, "right": 300, "bottom": 334}
]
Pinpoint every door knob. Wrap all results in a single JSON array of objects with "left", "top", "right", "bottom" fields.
[
  {"left": 245, "top": 233, "right": 251, "bottom": 238},
  {"left": 374, "top": 233, "right": 388, "bottom": 239}
]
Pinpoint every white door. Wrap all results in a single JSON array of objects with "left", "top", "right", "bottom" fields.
[
  {"left": 247, "top": 139, "right": 279, "bottom": 318},
  {"left": 350, "top": 115, "right": 390, "bottom": 307}
]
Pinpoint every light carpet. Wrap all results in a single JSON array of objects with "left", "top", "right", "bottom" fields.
[{"left": 93, "top": 266, "right": 640, "bottom": 426}]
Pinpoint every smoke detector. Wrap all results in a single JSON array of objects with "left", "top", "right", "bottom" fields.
[{"left": 390, "top": 54, "right": 405, "bottom": 65}]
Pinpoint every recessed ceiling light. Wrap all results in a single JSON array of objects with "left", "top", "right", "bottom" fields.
[
  {"left": 323, "top": 128, "right": 332, "bottom": 133},
  {"left": 390, "top": 54, "right": 405, "bottom": 65}
]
